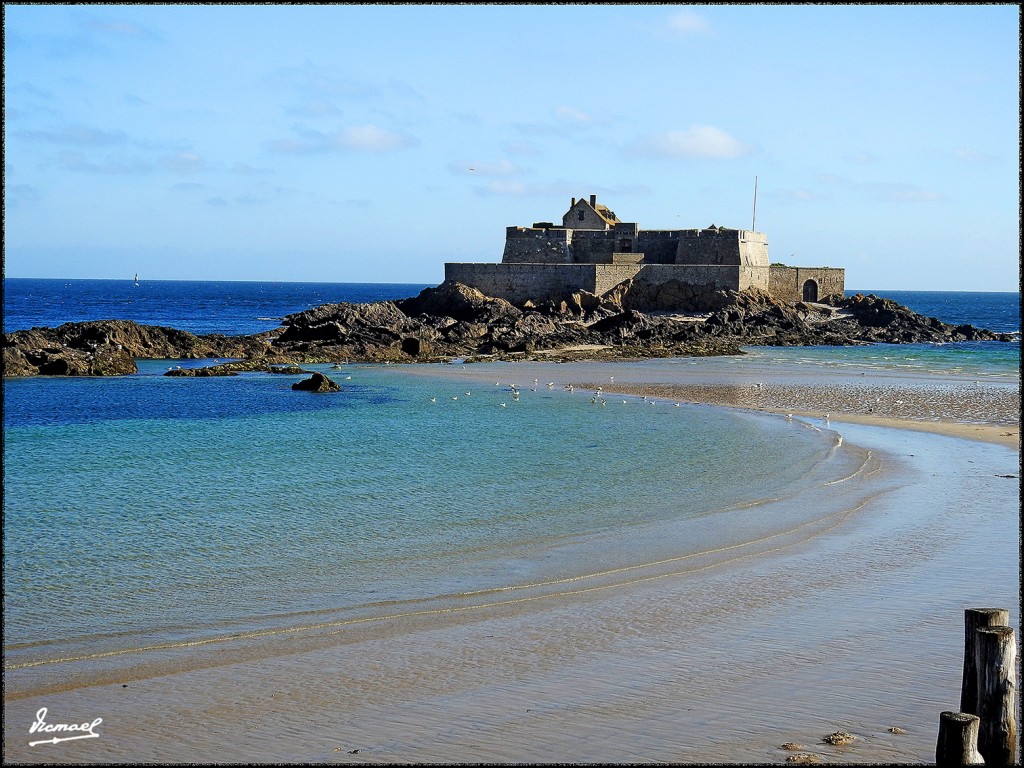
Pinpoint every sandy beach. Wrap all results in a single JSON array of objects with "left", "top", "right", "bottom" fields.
[{"left": 3, "top": 355, "right": 1019, "bottom": 764}]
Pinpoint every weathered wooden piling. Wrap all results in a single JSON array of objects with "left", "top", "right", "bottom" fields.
[
  {"left": 974, "top": 625, "right": 1017, "bottom": 766},
  {"left": 936, "top": 711, "right": 984, "bottom": 766},
  {"left": 961, "top": 607, "right": 1010, "bottom": 714}
]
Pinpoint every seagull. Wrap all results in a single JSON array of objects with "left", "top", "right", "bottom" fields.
[
  {"left": 547, "top": 382, "right": 554, "bottom": 388},
  {"left": 451, "top": 396, "right": 459, "bottom": 400},
  {"left": 344, "top": 376, "right": 352, "bottom": 380},
  {"left": 609, "top": 376, "right": 614, "bottom": 382},
  {"left": 674, "top": 402, "right": 681, "bottom": 407},
  {"left": 465, "top": 391, "right": 472, "bottom": 396},
  {"left": 786, "top": 413, "right": 793, "bottom": 420},
  {"left": 431, "top": 397, "right": 437, "bottom": 403},
  {"left": 500, "top": 403, "right": 507, "bottom": 407}
]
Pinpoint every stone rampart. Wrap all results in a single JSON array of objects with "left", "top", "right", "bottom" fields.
[
  {"left": 445, "top": 263, "right": 625, "bottom": 304},
  {"left": 503, "top": 227, "right": 572, "bottom": 264},
  {"left": 768, "top": 265, "right": 845, "bottom": 303}
]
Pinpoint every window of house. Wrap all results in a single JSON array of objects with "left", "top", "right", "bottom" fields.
[{"left": 578, "top": 211, "right": 585, "bottom": 221}]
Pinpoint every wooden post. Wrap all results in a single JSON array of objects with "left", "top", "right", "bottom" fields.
[
  {"left": 974, "top": 625, "right": 1017, "bottom": 766},
  {"left": 961, "top": 607, "right": 1010, "bottom": 713},
  {"left": 936, "top": 711, "right": 984, "bottom": 765}
]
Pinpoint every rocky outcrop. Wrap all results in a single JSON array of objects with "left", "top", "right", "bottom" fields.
[
  {"left": 3, "top": 320, "right": 272, "bottom": 377},
  {"left": 291, "top": 372, "right": 342, "bottom": 392},
  {"left": 3, "top": 282, "right": 1013, "bottom": 378}
]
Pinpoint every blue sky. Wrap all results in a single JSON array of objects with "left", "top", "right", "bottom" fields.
[{"left": 4, "top": 4, "right": 1019, "bottom": 290}]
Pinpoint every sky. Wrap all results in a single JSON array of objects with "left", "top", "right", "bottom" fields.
[{"left": 3, "top": 4, "right": 1020, "bottom": 291}]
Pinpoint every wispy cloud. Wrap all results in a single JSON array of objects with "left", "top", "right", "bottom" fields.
[
  {"left": 80, "top": 16, "right": 160, "bottom": 41},
  {"left": 15, "top": 124, "right": 129, "bottom": 147},
  {"left": 6, "top": 183, "right": 42, "bottom": 207},
  {"left": 285, "top": 100, "right": 343, "bottom": 118},
  {"left": 667, "top": 11, "right": 710, "bottom": 37},
  {"left": 231, "top": 162, "right": 272, "bottom": 176},
  {"left": 944, "top": 146, "right": 1000, "bottom": 164},
  {"left": 843, "top": 151, "right": 878, "bottom": 165},
  {"left": 624, "top": 125, "right": 751, "bottom": 160},
  {"left": 160, "top": 152, "right": 205, "bottom": 174},
  {"left": 554, "top": 106, "right": 593, "bottom": 124},
  {"left": 769, "top": 187, "right": 835, "bottom": 203},
  {"left": 864, "top": 182, "right": 945, "bottom": 202},
  {"left": 56, "top": 151, "right": 152, "bottom": 175},
  {"left": 502, "top": 141, "right": 542, "bottom": 157},
  {"left": 265, "top": 124, "right": 418, "bottom": 154}
]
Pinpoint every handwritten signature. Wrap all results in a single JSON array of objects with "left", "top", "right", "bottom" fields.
[{"left": 29, "top": 707, "right": 102, "bottom": 747}]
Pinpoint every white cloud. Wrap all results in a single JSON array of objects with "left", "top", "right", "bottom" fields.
[
  {"left": 336, "top": 124, "right": 416, "bottom": 152},
  {"left": 625, "top": 126, "right": 750, "bottom": 160},
  {"left": 554, "top": 106, "right": 593, "bottom": 123},
  {"left": 667, "top": 11, "right": 710, "bottom": 36}
]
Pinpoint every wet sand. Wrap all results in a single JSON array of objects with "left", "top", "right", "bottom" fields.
[{"left": 3, "top": 356, "right": 1019, "bottom": 764}]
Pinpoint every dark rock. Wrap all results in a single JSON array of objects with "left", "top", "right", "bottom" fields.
[{"left": 291, "top": 372, "right": 342, "bottom": 392}]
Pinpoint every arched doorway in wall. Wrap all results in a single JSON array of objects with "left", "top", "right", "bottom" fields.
[{"left": 802, "top": 279, "right": 819, "bottom": 302}]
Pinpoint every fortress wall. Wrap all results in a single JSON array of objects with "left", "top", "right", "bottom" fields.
[
  {"left": 592, "top": 265, "right": 645, "bottom": 295},
  {"left": 631, "top": 264, "right": 744, "bottom": 291},
  {"left": 636, "top": 230, "right": 688, "bottom": 264},
  {"left": 768, "top": 266, "right": 845, "bottom": 303},
  {"left": 502, "top": 227, "right": 572, "bottom": 264},
  {"left": 674, "top": 229, "right": 743, "bottom": 266},
  {"left": 445, "top": 263, "right": 610, "bottom": 304},
  {"left": 567, "top": 229, "right": 618, "bottom": 263},
  {"left": 737, "top": 233, "right": 769, "bottom": 268}
]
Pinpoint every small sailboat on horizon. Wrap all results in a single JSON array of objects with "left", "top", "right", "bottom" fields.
[{"left": 134, "top": 272, "right": 140, "bottom": 287}]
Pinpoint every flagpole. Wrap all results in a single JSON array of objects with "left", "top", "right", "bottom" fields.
[{"left": 751, "top": 175, "right": 758, "bottom": 231}]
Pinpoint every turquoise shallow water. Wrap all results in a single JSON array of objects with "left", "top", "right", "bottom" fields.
[{"left": 3, "top": 363, "right": 840, "bottom": 655}]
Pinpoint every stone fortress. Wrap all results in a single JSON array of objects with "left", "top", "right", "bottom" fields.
[{"left": 445, "top": 195, "right": 844, "bottom": 306}]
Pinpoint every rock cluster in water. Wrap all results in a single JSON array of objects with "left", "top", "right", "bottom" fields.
[{"left": 2, "top": 279, "right": 1014, "bottom": 377}]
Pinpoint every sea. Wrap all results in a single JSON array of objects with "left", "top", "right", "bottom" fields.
[{"left": 2, "top": 279, "right": 1020, "bottom": 699}]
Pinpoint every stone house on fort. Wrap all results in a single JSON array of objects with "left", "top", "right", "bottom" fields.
[{"left": 445, "top": 195, "right": 844, "bottom": 306}]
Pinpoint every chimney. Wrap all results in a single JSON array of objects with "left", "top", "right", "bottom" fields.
[
  {"left": 571, "top": 197, "right": 576, "bottom": 206},
  {"left": 589, "top": 194, "right": 597, "bottom": 207}
]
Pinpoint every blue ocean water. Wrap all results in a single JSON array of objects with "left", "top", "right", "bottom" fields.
[
  {"left": 2, "top": 280, "right": 1020, "bottom": 687},
  {"left": 2, "top": 278, "right": 432, "bottom": 336}
]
